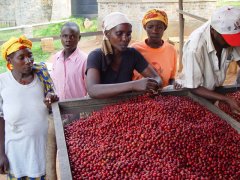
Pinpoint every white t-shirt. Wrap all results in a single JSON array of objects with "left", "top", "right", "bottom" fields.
[
  {"left": 177, "top": 21, "right": 240, "bottom": 90},
  {"left": 0, "top": 71, "right": 48, "bottom": 178}
]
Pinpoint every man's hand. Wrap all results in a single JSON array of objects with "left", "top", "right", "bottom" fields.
[{"left": 225, "top": 97, "right": 240, "bottom": 114}]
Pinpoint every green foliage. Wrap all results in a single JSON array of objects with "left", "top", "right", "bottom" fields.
[
  {"left": 0, "top": 17, "right": 98, "bottom": 41},
  {"left": 54, "top": 39, "right": 63, "bottom": 50},
  {"left": 217, "top": 0, "right": 240, "bottom": 7},
  {"left": 70, "top": 17, "right": 98, "bottom": 33},
  {"left": 33, "top": 23, "right": 64, "bottom": 37},
  {"left": 32, "top": 17, "right": 98, "bottom": 38},
  {"left": 0, "top": 60, "right": 7, "bottom": 74},
  {"left": 0, "top": 29, "right": 22, "bottom": 41},
  {"left": 31, "top": 40, "right": 63, "bottom": 62},
  {"left": 31, "top": 42, "right": 52, "bottom": 62},
  {"left": 0, "top": 17, "right": 97, "bottom": 74}
]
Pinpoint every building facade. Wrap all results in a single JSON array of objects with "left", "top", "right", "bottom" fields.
[
  {"left": 0, "top": 0, "right": 71, "bottom": 27},
  {"left": 97, "top": 0, "right": 217, "bottom": 40}
]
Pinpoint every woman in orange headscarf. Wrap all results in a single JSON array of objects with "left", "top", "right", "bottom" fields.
[
  {"left": 132, "top": 9, "right": 178, "bottom": 87},
  {"left": 0, "top": 35, "right": 58, "bottom": 180}
]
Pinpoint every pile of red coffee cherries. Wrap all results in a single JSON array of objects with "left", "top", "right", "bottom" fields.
[{"left": 65, "top": 95, "right": 240, "bottom": 179}]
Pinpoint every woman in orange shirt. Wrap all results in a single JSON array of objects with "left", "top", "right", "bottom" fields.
[{"left": 132, "top": 9, "right": 178, "bottom": 87}]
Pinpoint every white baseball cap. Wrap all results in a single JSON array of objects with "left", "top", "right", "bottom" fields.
[{"left": 211, "top": 6, "right": 240, "bottom": 46}]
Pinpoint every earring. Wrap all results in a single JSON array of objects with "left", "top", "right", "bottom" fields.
[{"left": 7, "top": 62, "right": 13, "bottom": 70}]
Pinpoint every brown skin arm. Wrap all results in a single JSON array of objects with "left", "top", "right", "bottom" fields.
[
  {"left": 237, "top": 61, "right": 240, "bottom": 67},
  {"left": 140, "top": 65, "right": 162, "bottom": 86},
  {"left": 0, "top": 118, "right": 9, "bottom": 174},
  {"left": 191, "top": 86, "right": 240, "bottom": 113},
  {"left": 86, "top": 65, "right": 162, "bottom": 99},
  {"left": 235, "top": 61, "right": 240, "bottom": 84}
]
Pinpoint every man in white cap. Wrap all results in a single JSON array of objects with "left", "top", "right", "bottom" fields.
[{"left": 177, "top": 6, "right": 240, "bottom": 113}]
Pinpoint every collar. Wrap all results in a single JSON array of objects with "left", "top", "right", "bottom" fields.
[
  {"left": 206, "top": 22, "right": 215, "bottom": 53},
  {"left": 144, "top": 38, "right": 165, "bottom": 49},
  {"left": 57, "top": 48, "right": 79, "bottom": 62}
]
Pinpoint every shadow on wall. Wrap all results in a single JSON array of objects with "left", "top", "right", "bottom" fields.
[{"left": 41, "top": 0, "right": 53, "bottom": 21}]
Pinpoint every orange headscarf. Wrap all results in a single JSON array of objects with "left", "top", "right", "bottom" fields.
[
  {"left": 142, "top": 9, "right": 168, "bottom": 28},
  {"left": 1, "top": 35, "right": 32, "bottom": 70}
]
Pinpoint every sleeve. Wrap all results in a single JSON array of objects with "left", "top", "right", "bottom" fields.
[
  {"left": 180, "top": 44, "right": 204, "bottom": 89},
  {"left": 232, "top": 47, "right": 240, "bottom": 61},
  {"left": 85, "top": 49, "right": 102, "bottom": 75},
  {"left": 132, "top": 48, "right": 148, "bottom": 73}
]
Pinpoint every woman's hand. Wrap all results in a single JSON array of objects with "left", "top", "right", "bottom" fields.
[
  {"left": 133, "top": 78, "right": 160, "bottom": 93},
  {"left": 0, "top": 153, "right": 9, "bottom": 174},
  {"left": 153, "top": 76, "right": 163, "bottom": 88},
  {"left": 44, "top": 93, "right": 59, "bottom": 108}
]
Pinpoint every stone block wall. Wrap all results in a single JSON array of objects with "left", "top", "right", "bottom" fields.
[
  {"left": 14, "top": 0, "right": 51, "bottom": 25},
  {"left": 0, "top": 0, "right": 71, "bottom": 26},
  {"left": 97, "top": 0, "right": 217, "bottom": 40},
  {"left": 51, "top": 0, "right": 71, "bottom": 20},
  {"left": 0, "top": 0, "right": 16, "bottom": 27}
]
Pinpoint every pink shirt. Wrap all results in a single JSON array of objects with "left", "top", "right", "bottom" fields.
[{"left": 51, "top": 48, "right": 87, "bottom": 100}]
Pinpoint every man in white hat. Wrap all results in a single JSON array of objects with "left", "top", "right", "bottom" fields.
[{"left": 177, "top": 6, "right": 240, "bottom": 113}]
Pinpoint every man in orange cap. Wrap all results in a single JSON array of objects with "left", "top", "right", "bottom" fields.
[
  {"left": 177, "top": 6, "right": 240, "bottom": 113},
  {"left": 0, "top": 35, "right": 58, "bottom": 180}
]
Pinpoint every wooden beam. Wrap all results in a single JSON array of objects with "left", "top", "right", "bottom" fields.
[
  {"left": 178, "top": 0, "right": 184, "bottom": 72},
  {"left": 177, "top": 9, "right": 208, "bottom": 22}
]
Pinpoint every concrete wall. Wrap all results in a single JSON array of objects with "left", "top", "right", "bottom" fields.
[
  {"left": 51, "top": 0, "right": 71, "bottom": 20},
  {"left": 15, "top": 0, "right": 51, "bottom": 25},
  {"left": 0, "top": 0, "right": 16, "bottom": 27},
  {"left": 0, "top": 0, "right": 71, "bottom": 26},
  {"left": 0, "top": 0, "right": 217, "bottom": 39},
  {"left": 97, "top": 0, "right": 217, "bottom": 40}
]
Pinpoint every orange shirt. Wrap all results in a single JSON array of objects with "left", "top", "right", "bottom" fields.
[{"left": 132, "top": 40, "right": 177, "bottom": 87}]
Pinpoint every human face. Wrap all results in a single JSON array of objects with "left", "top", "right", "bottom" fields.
[
  {"left": 106, "top": 23, "right": 132, "bottom": 53},
  {"left": 211, "top": 27, "right": 230, "bottom": 48},
  {"left": 7, "top": 48, "right": 34, "bottom": 74},
  {"left": 144, "top": 20, "right": 166, "bottom": 42},
  {"left": 60, "top": 26, "right": 80, "bottom": 52}
]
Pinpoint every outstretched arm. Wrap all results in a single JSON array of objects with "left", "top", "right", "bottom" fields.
[
  {"left": 140, "top": 65, "right": 162, "bottom": 86},
  {"left": 191, "top": 86, "right": 240, "bottom": 113},
  {"left": 86, "top": 68, "right": 161, "bottom": 99}
]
